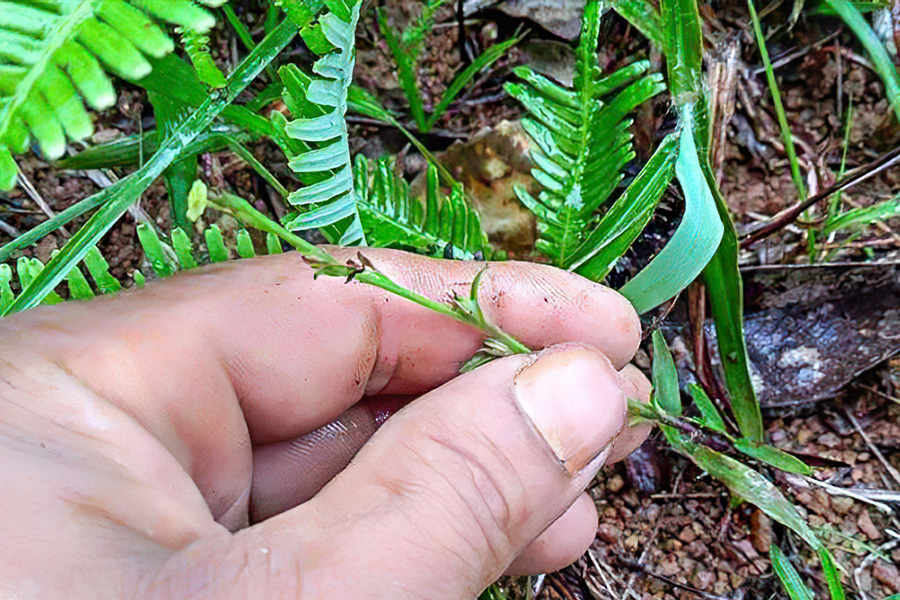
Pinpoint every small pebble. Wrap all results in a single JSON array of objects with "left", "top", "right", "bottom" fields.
[
  {"left": 607, "top": 473, "right": 625, "bottom": 493},
  {"left": 858, "top": 510, "right": 882, "bottom": 540}
]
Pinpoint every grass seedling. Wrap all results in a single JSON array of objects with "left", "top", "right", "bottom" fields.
[{"left": 376, "top": 0, "right": 519, "bottom": 133}]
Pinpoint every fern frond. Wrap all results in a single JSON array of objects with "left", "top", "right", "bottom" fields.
[
  {"left": 354, "top": 155, "right": 493, "bottom": 260},
  {"left": 0, "top": 222, "right": 283, "bottom": 313},
  {"left": 505, "top": 0, "right": 664, "bottom": 269},
  {"left": 0, "top": 0, "right": 222, "bottom": 190},
  {"left": 279, "top": 0, "right": 365, "bottom": 245}
]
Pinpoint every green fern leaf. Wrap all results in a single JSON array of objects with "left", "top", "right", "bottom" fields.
[
  {"left": 355, "top": 155, "right": 492, "bottom": 259},
  {"left": 506, "top": 0, "right": 664, "bottom": 268},
  {"left": 0, "top": 0, "right": 220, "bottom": 190},
  {"left": 569, "top": 132, "right": 678, "bottom": 280},
  {"left": 280, "top": 0, "right": 366, "bottom": 245}
]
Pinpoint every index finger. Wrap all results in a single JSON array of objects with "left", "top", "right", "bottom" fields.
[{"left": 3, "top": 248, "right": 639, "bottom": 450}]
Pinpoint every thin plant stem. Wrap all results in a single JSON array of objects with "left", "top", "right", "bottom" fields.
[
  {"left": 211, "top": 192, "right": 531, "bottom": 355},
  {"left": 220, "top": 136, "right": 289, "bottom": 198},
  {"left": 223, "top": 4, "right": 256, "bottom": 51},
  {"left": 828, "top": 95, "right": 855, "bottom": 223},
  {"left": 747, "top": 0, "right": 808, "bottom": 201}
]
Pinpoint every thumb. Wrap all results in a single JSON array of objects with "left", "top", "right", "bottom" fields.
[{"left": 162, "top": 345, "right": 628, "bottom": 599}]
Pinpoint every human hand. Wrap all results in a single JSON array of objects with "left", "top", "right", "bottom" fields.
[{"left": 0, "top": 249, "right": 651, "bottom": 599}]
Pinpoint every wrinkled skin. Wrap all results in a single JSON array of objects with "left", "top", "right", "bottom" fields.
[{"left": 0, "top": 249, "right": 651, "bottom": 599}]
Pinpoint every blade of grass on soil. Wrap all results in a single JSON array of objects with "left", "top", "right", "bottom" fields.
[
  {"left": 619, "top": 112, "right": 724, "bottom": 314},
  {"left": 660, "top": 0, "right": 764, "bottom": 442},
  {"left": 770, "top": 545, "right": 816, "bottom": 600},
  {"left": 747, "top": 0, "right": 807, "bottom": 201}
]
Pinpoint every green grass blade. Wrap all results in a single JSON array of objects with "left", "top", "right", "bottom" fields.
[
  {"left": 222, "top": 3, "right": 257, "bottom": 51},
  {"left": 139, "top": 53, "right": 275, "bottom": 139},
  {"left": 747, "top": 0, "right": 807, "bottom": 201},
  {"left": 0, "top": 193, "right": 104, "bottom": 263},
  {"left": 347, "top": 83, "right": 397, "bottom": 122},
  {"left": 56, "top": 127, "right": 238, "bottom": 170},
  {"left": 688, "top": 383, "right": 727, "bottom": 433},
  {"left": 651, "top": 330, "right": 682, "bottom": 416},
  {"left": 150, "top": 91, "right": 198, "bottom": 231},
  {"left": 824, "top": 195, "right": 900, "bottom": 233},
  {"left": 825, "top": 0, "right": 900, "bottom": 121},
  {"left": 221, "top": 136, "right": 289, "bottom": 198},
  {"left": 612, "top": 0, "right": 666, "bottom": 50},
  {"left": 659, "top": 0, "right": 703, "bottom": 102},
  {"left": 770, "top": 545, "right": 816, "bottom": 600},
  {"left": 619, "top": 114, "right": 724, "bottom": 313},
  {"left": 58, "top": 131, "right": 158, "bottom": 168},
  {"left": 733, "top": 438, "right": 812, "bottom": 475},
  {"left": 378, "top": 8, "right": 426, "bottom": 130},
  {"left": 1, "top": 20, "right": 297, "bottom": 316},
  {"left": 664, "top": 425, "right": 820, "bottom": 548},
  {"left": 657, "top": 0, "right": 763, "bottom": 441},
  {"left": 826, "top": 96, "right": 855, "bottom": 228},
  {"left": 424, "top": 37, "right": 520, "bottom": 132},
  {"left": 703, "top": 172, "right": 763, "bottom": 441},
  {"left": 706, "top": 255, "right": 763, "bottom": 440},
  {"left": 818, "top": 548, "right": 846, "bottom": 600}
]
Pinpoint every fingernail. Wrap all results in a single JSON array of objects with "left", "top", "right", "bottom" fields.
[{"left": 513, "top": 346, "right": 627, "bottom": 473}]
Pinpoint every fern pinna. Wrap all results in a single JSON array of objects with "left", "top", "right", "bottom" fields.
[
  {"left": 0, "top": 0, "right": 224, "bottom": 190},
  {"left": 0, "top": 221, "right": 283, "bottom": 312},
  {"left": 504, "top": 0, "right": 664, "bottom": 270}
]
